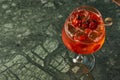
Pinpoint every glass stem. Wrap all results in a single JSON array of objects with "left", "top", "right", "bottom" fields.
[
  {"left": 73, "top": 54, "right": 84, "bottom": 63},
  {"left": 72, "top": 54, "right": 95, "bottom": 71}
]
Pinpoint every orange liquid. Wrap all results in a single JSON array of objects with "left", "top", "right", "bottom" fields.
[{"left": 62, "top": 9, "right": 105, "bottom": 55}]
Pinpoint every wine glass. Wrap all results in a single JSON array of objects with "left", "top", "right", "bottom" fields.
[{"left": 62, "top": 5, "right": 112, "bottom": 71}]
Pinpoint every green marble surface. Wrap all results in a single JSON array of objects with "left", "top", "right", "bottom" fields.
[{"left": 0, "top": 0, "right": 120, "bottom": 80}]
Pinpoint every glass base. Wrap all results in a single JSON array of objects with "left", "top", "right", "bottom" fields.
[{"left": 72, "top": 54, "right": 95, "bottom": 72}]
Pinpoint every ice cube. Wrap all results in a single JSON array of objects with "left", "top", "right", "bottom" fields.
[
  {"left": 73, "top": 29, "right": 88, "bottom": 42},
  {"left": 88, "top": 30, "right": 99, "bottom": 42},
  {"left": 67, "top": 24, "right": 76, "bottom": 37}
]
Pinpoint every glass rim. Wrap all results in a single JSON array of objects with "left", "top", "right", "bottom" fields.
[{"left": 71, "top": 5, "right": 102, "bottom": 17}]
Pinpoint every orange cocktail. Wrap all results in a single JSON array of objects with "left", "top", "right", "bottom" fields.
[{"left": 62, "top": 6, "right": 105, "bottom": 55}]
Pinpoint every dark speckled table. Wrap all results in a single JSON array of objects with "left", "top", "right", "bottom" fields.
[{"left": 0, "top": 0, "right": 120, "bottom": 80}]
